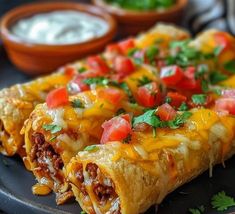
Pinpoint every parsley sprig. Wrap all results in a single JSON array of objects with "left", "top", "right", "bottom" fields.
[
  {"left": 189, "top": 205, "right": 205, "bottom": 214},
  {"left": 211, "top": 191, "right": 235, "bottom": 211},
  {"left": 42, "top": 124, "right": 62, "bottom": 134},
  {"left": 133, "top": 109, "right": 192, "bottom": 132}
]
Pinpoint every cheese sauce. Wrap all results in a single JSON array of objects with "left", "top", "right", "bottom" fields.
[{"left": 11, "top": 11, "right": 109, "bottom": 45}]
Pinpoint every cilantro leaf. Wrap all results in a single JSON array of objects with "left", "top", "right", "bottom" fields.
[
  {"left": 189, "top": 205, "right": 205, "bottom": 214},
  {"left": 165, "top": 96, "right": 172, "bottom": 104},
  {"left": 78, "top": 67, "right": 86, "bottom": 73},
  {"left": 133, "top": 109, "right": 160, "bottom": 128},
  {"left": 128, "top": 48, "right": 139, "bottom": 57},
  {"left": 84, "top": 145, "right": 98, "bottom": 152},
  {"left": 209, "top": 71, "right": 228, "bottom": 84},
  {"left": 71, "top": 99, "right": 84, "bottom": 108},
  {"left": 80, "top": 211, "right": 87, "bottom": 214},
  {"left": 167, "top": 111, "right": 192, "bottom": 129},
  {"left": 42, "top": 124, "right": 62, "bottom": 134},
  {"left": 178, "top": 102, "right": 188, "bottom": 111},
  {"left": 211, "top": 191, "right": 235, "bottom": 211},
  {"left": 83, "top": 77, "right": 109, "bottom": 85},
  {"left": 137, "top": 76, "right": 152, "bottom": 86},
  {"left": 214, "top": 46, "right": 224, "bottom": 56},
  {"left": 191, "top": 94, "right": 207, "bottom": 105},
  {"left": 119, "top": 82, "right": 136, "bottom": 103},
  {"left": 224, "top": 60, "right": 235, "bottom": 74},
  {"left": 145, "top": 46, "right": 158, "bottom": 63}
]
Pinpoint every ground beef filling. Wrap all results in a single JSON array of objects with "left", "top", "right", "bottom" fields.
[
  {"left": 75, "top": 163, "right": 120, "bottom": 213},
  {"left": 30, "top": 132, "right": 64, "bottom": 180}
]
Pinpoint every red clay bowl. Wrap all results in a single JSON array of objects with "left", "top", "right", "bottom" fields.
[
  {"left": 93, "top": 0, "right": 188, "bottom": 36},
  {"left": 0, "top": 2, "right": 117, "bottom": 75}
]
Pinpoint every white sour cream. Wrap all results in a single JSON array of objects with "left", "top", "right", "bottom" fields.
[{"left": 10, "top": 10, "right": 109, "bottom": 45}]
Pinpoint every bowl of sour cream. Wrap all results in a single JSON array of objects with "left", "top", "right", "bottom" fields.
[{"left": 0, "top": 2, "right": 117, "bottom": 75}]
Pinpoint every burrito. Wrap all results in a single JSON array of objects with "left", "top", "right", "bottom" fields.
[
  {"left": 0, "top": 70, "right": 73, "bottom": 156},
  {"left": 66, "top": 107, "right": 235, "bottom": 214}
]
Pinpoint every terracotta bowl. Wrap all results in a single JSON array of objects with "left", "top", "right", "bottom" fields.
[
  {"left": 0, "top": 2, "right": 117, "bottom": 75},
  {"left": 93, "top": 0, "right": 188, "bottom": 36}
]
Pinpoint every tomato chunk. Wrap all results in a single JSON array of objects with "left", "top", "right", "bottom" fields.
[
  {"left": 46, "top": 87, "right": 69, "bottom": 109},
  {"left": 106, "top": 44, "right": 121, "bottom": 54},
  {"left": 166, "top": 92, "right": 187, "bottom": 108},
  {"left": 98, "top": 88, "right": 124, "bottom": 105},
  {"left": 64, "top": 66, "right": 76, "bottom": 78},
  {"left": 160, "top": 65, "right": 184, "bottom": 86},
  {"left": 214, "top": 32, "right": 232, "bottom": 50},
  {"left": 176, "top": 66, "right": 201, "bottom": 91},
  {"left": 215, "top": 98, "right": 235, "bottom": 115},
  {"left": 114, "top": 56, "right": 135, "bottom": 77},
  {"left": 101, "top": 114, "right": 132, "bottom": 144},
  {"left": 157, "top": 103, "right": 176, "bottom": 121},
  {"left": 87, "top": 56, "right": 109, "bottom": 74},
  {"left": 118, "top": 38, "right": 135, "bottom": 54},
  {"left": 136, "top": 82, "right": 162, "bottom": 108}
]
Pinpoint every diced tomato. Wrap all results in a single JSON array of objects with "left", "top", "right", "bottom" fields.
[
  {"left": 46, "top": 87, "right": 69, "bottom": 109},
  {"left": 160, "top": 65, "right": 184, "bottom": 86},
  {"left": 156, "top": 103, "right": 176, "bottom": 121},
  {"left": 114, "top": 56, "right": 135, "bottom": 77},
  {"left": 166, "top": 92, "right": 187, "bottom": 108},
  {"left": 136, "top": 82, "right": 162, "bottom": 108},
  {"left": 176, "top": 66, "right": 202, "bottom": 92},
  {"left": 71, "top": 75, "right": 90, "bottom": 92},
  {"left": 222, "top": 89, "right": 235, "bottom": 98},
  {"left": 64, "top": 66, "right": 76, "bottom": 78},
  {"left": 87, "top": 56, "right": 109, "bottom": 74},
  {"left": 118, "top": 38, "right": 135, "bottom": 54},
  {"left": 98, "top": 88, "right": 124, "bottom": 105},
  {"left": 101, "top": 114, "right": 132, "bottom": 144},
  {"left": 214, "top": 32, "right": 232, "bottom": 50},
  {"left": 215, "top": 98, "right": 235, "bottom": 115},
  {"left": 106, "top": 44, "right": 121, "bottom": 54}
]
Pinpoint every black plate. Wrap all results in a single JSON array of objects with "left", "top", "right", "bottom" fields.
[{"left": 1, "top": 154, "right": 235, "bottom": 214}]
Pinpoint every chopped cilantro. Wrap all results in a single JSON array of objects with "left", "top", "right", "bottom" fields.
[
  {"left": 201, "top": 79, "right": 209, "bottom": 93},
  {"left": 191, "top": 94, "right": 207, "bottom": 105},
  {"left": 84, "top": 145, "right": 98, "bottom": 152},
  {"left": 137, "top": 76, "right": 152, "bottom": 86},
  {"left": 133, "top": 109, "right": 160, "bottom": 128},
  {"left": 212, "top": 88, "right": 222, "bottom": 96},
  {"left": 178, "top": 102, "right": 188, "bottom": 111},
  {"left": 167, "top": 111, "right": 192, "bottom": 129},
  {"left": 145, "top": 46, "right": 158, "bottom": 63},
  {"left": 42, "top": 124, "right": 62, "bottom": 134},
  {"left": 209, "top": 71, "right": 228, "bottom": 84},
  {"left": 214, "top": 46, "right": 223, "bottom": 56},
  {"left": 133, "top": 109, "right": 192, "bottom": 131},
  {"left": 78, "top": 67, "right": 86, "bottom": 73},
  {"left": 224, "top": 60, "right": 235, "bottom": 74},
  {"left": 128, "top": 48, "right": 139, "bottom": 57},
  {"left": 80, "top": 211, "right": 87, "bottom": 214},
  {"left": 119, "top": 82, "right": 136, "bottom": 103},
  {"left": 195, "top": 64, "right": 209, "bottom": 79},
  {"left": 71, "top": 99, "right": 84, "bottom": 108},
  {"left": 189, "top": 205, "right": 205, "bottom": 214},
  {"left": 211, "top": 191, "right": 235, "bottom": 211},
  {"left": 83, "top": 77, "right": 109, "bottom": 85},
  {"left": 165, "top": 96, "right": 172, "bottom": 104}
]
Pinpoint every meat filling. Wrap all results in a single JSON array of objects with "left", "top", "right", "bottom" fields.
[
  {"left": 74, "top": 163, "right": 120, "bottom": 213},
  {"left": 30, "top": 132, "right": 64, "bottom": 181}
]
